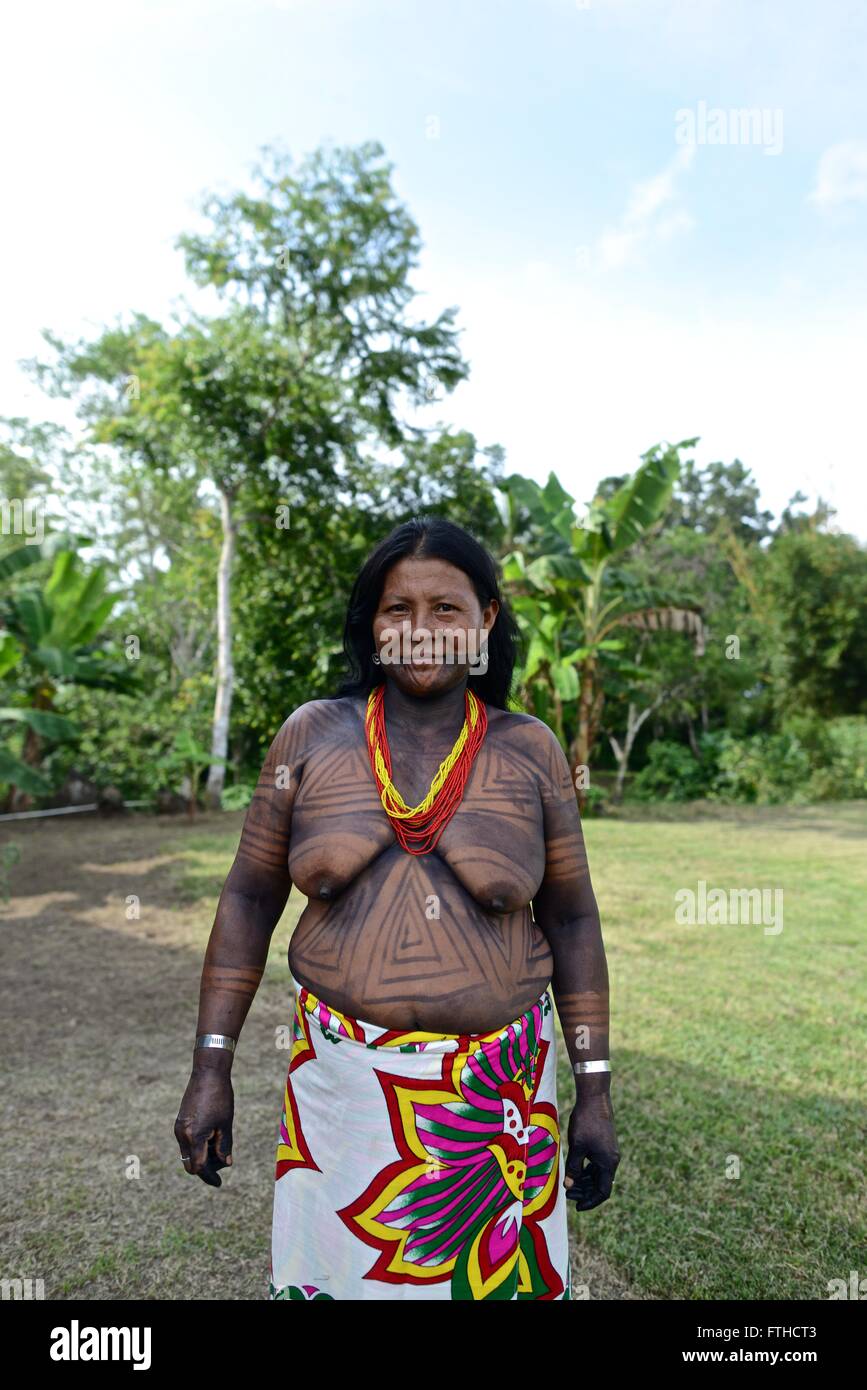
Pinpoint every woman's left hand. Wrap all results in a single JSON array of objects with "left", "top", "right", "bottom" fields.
[{"left": 562, "top": 1093, "right": 620, "bottom": 1210}]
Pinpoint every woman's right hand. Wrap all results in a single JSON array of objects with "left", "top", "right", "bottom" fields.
[{"left": 174, "top": 1067, "right": 234, "bottom": 1188}]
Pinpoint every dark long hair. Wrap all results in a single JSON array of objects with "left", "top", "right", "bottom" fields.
[{"left": 331, "top": 516, "right": 522, "bottom": 710}]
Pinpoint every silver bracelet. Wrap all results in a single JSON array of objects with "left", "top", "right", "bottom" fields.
[
  {"left": 195, "top": 1033, "right": 236, "bottom": 1052},
  {"left": 573, "top": 1059, "right": 610, "bottom": 1073}
]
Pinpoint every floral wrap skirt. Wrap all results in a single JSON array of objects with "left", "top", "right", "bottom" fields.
[{"left": 269, "top": 970, "right": 571, "bottom": 1300}]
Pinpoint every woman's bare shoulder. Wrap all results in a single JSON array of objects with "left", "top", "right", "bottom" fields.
[
  {"left": 269, "top": 696, "right": 360, "bottom": 753},
  {"left": 485, "top": 706, "right": 567, "bottom": 774},
  {"left": 486, "top": 705, "right": 557, "bottom": 739}
]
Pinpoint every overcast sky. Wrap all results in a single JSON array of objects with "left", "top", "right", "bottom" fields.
[{"left": 3, "top": 0, "right": 866, "bottom": 535}]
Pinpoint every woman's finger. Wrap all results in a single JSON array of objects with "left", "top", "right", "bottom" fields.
[
  {"left": 563, "top": 1141, "right": 588, "bottom": 1188},
  {"left": 212, "top": 1124, "right": 233, "bottom": 1167},
  {"left": 566, "top": 1160, "right": 615, "bottom": 1208},
  {"left": 187, "top": 1128, "right": 209, "bottom": 1172}
]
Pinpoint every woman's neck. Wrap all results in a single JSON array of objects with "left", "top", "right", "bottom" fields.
[{"left": 381, "top": 676, "right": 469, "bottom": 746}]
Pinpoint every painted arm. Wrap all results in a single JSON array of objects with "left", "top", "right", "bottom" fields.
[
  {"left": 174, "top": 704, "right": 310, "bottom": 1187},
  {"left": 530, "top": 723, "right": 621, "bottom": 1211}
]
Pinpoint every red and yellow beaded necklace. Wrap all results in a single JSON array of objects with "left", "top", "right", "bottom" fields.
[{"left": 364, "top": 682, "right": 488, "bottom": 854}]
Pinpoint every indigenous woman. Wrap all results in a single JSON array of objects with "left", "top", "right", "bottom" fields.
[{"left": 174, "top": 516, "right": 620, "bottom": 1300}]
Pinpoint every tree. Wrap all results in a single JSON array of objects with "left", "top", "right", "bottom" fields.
[
  {"left": 0, "top": 542, "right": 135, "bottom": 807},
  {"left": 761, "top": 524, "right": 867, "bottom": 718},
  {"left": 155, "top": 730, "right": 225, "bottom": 821},
  {"left": 604, "top": 629, "right": 703, "bottom": 802},
  {"left": 0, "top": 421, "right": 58, "bottom": 563},
  {"left": 25, "top": 140, "right": 471, "bottom": 806},
  {"left": 229, "top": 429, "right": 507, "bottom": 757},
  {"left": 606, "top": 513, "right": 766, "bottom": 776},
  {"left": 498, "top": 442, "right": 702, "bottom": 808},
  {"left": 662, "top": 458, "right": 774, "bottom": 542}
]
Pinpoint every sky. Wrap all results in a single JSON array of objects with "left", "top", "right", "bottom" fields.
[{"left": 3, "top": 0, "right": 867, "bottom": 535}]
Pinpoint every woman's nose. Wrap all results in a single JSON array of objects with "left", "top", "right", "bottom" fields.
[{"left": 398, "top": 614, "right": 433, "bottom": 634}]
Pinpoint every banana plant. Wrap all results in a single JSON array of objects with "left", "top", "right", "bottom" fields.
[
  {"left": 498, "top": 441, "right": 703, "bottom": 807},
  {"left": 0, "top": 541, "right": 136, "bottom": 805},
  {"left": 0, "top": 706, "right": 78, "bottom": 795}
]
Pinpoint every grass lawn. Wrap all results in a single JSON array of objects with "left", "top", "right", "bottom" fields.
[
  {"left": 1, "top": 801, "right": 864, "bottom": 1300},
  {"left": 576, "top": 801, "right": 866, "bottom": 1299}
]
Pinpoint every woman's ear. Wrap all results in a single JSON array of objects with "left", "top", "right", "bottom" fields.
[{"left": 483, "top": 598, "right": 500, "bottom": 631}]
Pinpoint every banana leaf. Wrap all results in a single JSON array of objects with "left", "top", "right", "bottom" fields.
[
  {"left": 0, "top": 707, "right": 78, "bottom": 740},
  {"left": 0, "top": 748, "right": 53, "bottom": 795}
]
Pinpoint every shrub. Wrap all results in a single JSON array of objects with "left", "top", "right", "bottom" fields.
[
  {"left": 624, "top": 723, "right": 867, "bottom": 805},
  {"left": 582, "top": 783, "right": 610, "bottom": 815},
  {"left": 221, "top": 783, "right": 255, "bottom": 811},
  {"left": 809, "top": 717, "right": 867, "bottom": 799},
  {"left": 629, "top": 739, "right": 716, "bottom": 802},
  {"left": 710, "top": 731, "right": 812, "bottom": 804}
]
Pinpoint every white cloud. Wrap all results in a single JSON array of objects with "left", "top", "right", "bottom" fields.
[
  {"left": 597, "top": 145, "right": 695, "bottom": 269},
  {"left": 656, "top": 210, "right": 697, "bottom": 241},
  {"left": 808, "top": 140, "right": 867, "bottom": 207},
  {"left": 524, "top": 259, "right": 556, "bottom": 285},
  {"left": 596, "top": 228, "right": 642, "bottom": 270}
]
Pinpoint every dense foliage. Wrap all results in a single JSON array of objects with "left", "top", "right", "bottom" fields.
[{"left": 1, "top": 142, "right": 865, "bottom": 813}]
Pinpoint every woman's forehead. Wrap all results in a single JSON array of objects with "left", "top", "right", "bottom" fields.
[{"left": 380, "top": 556, "right": 471, "bottom": 593}]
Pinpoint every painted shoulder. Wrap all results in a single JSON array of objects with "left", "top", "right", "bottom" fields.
[
  {"left": 486, "top": 707, "right": 570, "bottom": 781},
  {"left": 271, "top": 696, "right": 357, "bottom": 754}
]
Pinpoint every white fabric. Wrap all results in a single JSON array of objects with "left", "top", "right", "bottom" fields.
[{"left": 269, "top": 971, "right": 571, "bottom": 1300}]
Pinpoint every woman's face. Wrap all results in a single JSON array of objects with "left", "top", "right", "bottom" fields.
[{"left": 372, "top": 555, "right": 499, "bottom": 698}]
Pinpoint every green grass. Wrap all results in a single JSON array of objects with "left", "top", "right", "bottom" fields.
[
  {"left": 563, "top": 801, "right": 867, "bottom": 1299},
  {"left": 2, "top": 801, "right": 863, "bottom": 1300},
  {"left": 161, "top": 802, "right": 867, "bottom": 1298},
  {"left": 169, "top": 801, "right": 867, "bottom": 1298}
]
